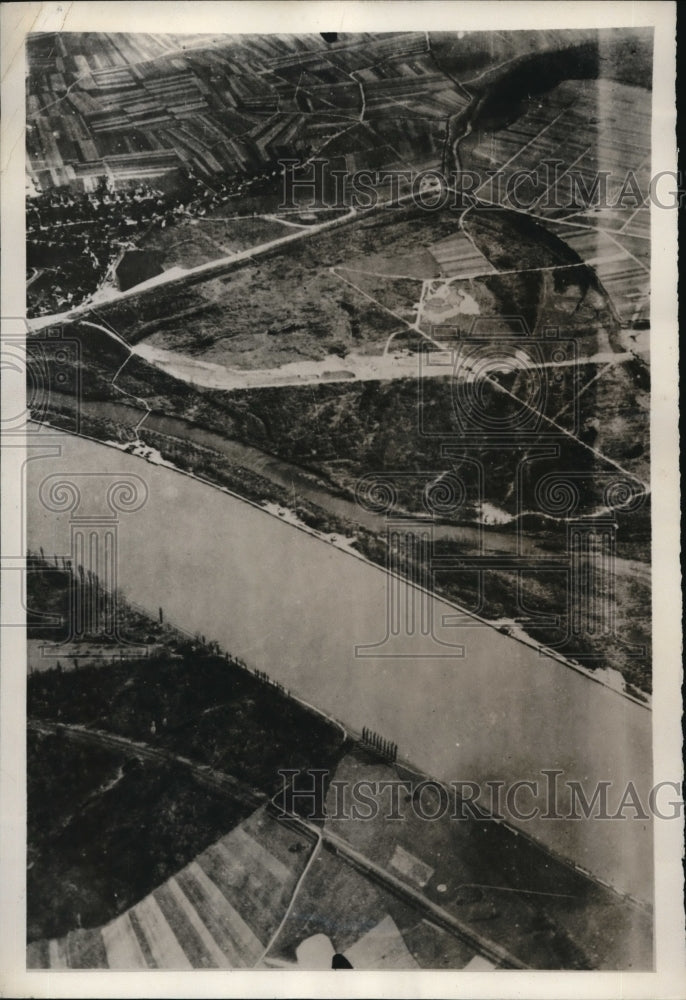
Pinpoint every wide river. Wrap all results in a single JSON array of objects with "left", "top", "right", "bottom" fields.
[{"left": 26, "top": 428, "right": 652, "bottom": 904}]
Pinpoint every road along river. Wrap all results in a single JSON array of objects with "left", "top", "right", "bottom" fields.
[{"left": 26, "top": 428, "right": 652, "bottom": 904}]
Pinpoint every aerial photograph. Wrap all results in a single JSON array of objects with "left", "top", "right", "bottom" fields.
[{"left": 23, "top": 25, "right": 655, "bottom": 972}]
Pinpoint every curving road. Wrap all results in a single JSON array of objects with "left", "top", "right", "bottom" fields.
[{"left": 28, "top": 718, "right": 266, "bottom": 810}]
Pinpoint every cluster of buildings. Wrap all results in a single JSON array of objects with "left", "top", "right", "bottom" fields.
[
  {"left": 25, "top": 30, "right": 477, "bottom": 316},
  {"left": 26, "top": 172, "right": 230, "bottom": 316}
]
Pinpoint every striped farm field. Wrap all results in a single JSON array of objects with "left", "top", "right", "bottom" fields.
[
  {"left": 429, "top": 230, "right": 496, "bottom": 278},
  {"left": 468, "top": 78, "right": 651, "bottom": 222},
  {"left": 542, "top": 219, "right": 649, "bottom": 326},
  {"left": 29, "top": 805, "right": 315, "bottom": 969}
]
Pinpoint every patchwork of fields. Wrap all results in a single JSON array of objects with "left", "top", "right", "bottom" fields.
[
  {"left": 27, "top": 807, "right": 314, "bottom": 969},
  {"left": 26, "top": 32, "right": 466, "bottom": 192},
  {"left": 25, "top": 26, "right": 657, "bottom": 973},
  {"left": 27, "top": 747, "right": 653, "bottom": 971}
]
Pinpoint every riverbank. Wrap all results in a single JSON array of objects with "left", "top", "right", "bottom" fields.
[
  {"left": 31, "top": 416, "right": 650, "bottom": 710},
  {"left": 26, "top": 425, "right": 653, "bottom": 902}
]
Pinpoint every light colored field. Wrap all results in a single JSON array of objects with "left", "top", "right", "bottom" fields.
[
  {"left": 463, "top": 954, "right": 497, "bottom": 970},
  {"left": 292, "top": 916, "right": 424, "bottom": 970},
  {"left": 429, "top": 231, "right": 496, "bottom": 278},
  {"left": 101, "top": 913, "right": 148, "bottom": 969},
  {"left": 389, "top": 844, "right": 434, "bottom": 888},
  {"left": 345, "top": 914, "right": 420, "bottom": 969},
  {"left": 131, "top": 895, "right": 190, "bottom": 968},
  {"left": 33, "top": 805, "right": 312, "bottom": 969},
  {"left": 470, "top": 79, "right": 651, "bottom": 235},
  {"left": 155, "top": 880, "right": 226, "bottom": 967},
  {"left": 182, "top": 861, "right": 263, "bottom": 965},
  {"left": 48, "top": 937, "right": 69, "bottom": 968},
  {"left": 27, "top": 639, "right": 165, "bottom": 672}
]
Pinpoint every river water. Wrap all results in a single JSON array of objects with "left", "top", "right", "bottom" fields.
[
  {"left": 48, "top": 393, "right": 544, "bottom": 553},
  {"left": 26, "top": 428, "right": 652, "bottom": 903}
]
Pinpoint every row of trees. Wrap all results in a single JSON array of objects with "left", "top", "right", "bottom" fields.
[{"left": 361, "top": 727, "right": 398, "bottom": 763}]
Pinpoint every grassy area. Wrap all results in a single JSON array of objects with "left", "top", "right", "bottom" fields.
[
  {"left": 31, "top": 323, "right": 651, "bottom": 691},
  {"left": 319, "top": 749, "right": 653, "bottom": 969},
  {"left": 27, "top": 560, "right": 346, "bottom": 944},
  {"left": 268, "top": 838, "right": 476, "bottom": 969},
  {"left": 186, "top": 806, "right": 315, "bottom": 947},
  {"left": 54, "top": 205, "right": 483, "bottom": 367},
  {"left": 27, "top": 730, "right": 251, "bottom": 943},
  {"left": 426, "top": 550, "right": 651, "bottom": 695},
  {"left": 136, "top": 214, "right": 291, "bottom": 270},
  {"left": 28, "top": 642, "right": 344, "bottom": 790}
]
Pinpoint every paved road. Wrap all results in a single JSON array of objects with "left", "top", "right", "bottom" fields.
[
  {"left": 28, "top": 206, "right": 360, "bottom": 333},
  {"left": 268, "top": 805, "right": 528, "bottom": 969},
  {"left": 29, "top": 718, "right": 522, "bottom": 965}
]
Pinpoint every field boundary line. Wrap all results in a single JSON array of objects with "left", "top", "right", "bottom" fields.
[{"left": 255, "top": 829, "right": 322, "bottom": 967}]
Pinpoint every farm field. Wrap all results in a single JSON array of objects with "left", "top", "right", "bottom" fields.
[
  {"left": 27, "top": 728, "right": 253, "bottom": 943},
  {"left": 23, "top": 24, "right": 659, "bottom": 973},
  {"left": 463, "top": 80, "right": 650, "bottom": 217},
  {"left": 428, "top": 229, "right": 496, "bottom": 278},
  {"left": 26, "top": 31, "right": 466, "bottom": 194},
  {"left": 28, "top": 805, "right": 316, "bottom": 969},
  {"left": 27, "top": 558, "right": 346, "bottom": 944},
  {"left": 537, "top": 222, "right": 650, "bottom": 327},
  {"left": 29, "top": 796, "right": 512, "bottom": 971},
  {"left": 318, "top": 749, "right": 653, "bottom": 970}
]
